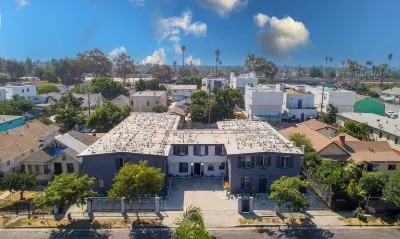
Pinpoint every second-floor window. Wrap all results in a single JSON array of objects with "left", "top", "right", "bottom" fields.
[
  {"left": 259, "top": 156, "right": 271, "bottom": 167},
  {"left": 194, "top": 145, "right": 208, "bottom": 156},
  {"left": 388, "top": 164, "right": 397, "bottom": 171},
  {"left": 173, "top": 145, "right": 188, "bottom": 156},
  {"left": 276, "top": 156, "right": 294, "bottom": 168},
  {"left": 240, "top": 156, "right": 251, "bottom": 168},
  {"left": 115, "top": 158, "right": 125, "bottom": 170},
  {"left": 215, "top": 145, "right": 226, "bottom": 156}
]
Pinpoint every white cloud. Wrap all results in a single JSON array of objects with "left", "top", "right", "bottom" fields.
[
  {"left": 141, "top": 48, "right": 166, "bottom": 65},
  {"left": 197, "top": 0, "right": 248, "bottom": 17},
  {"left": 173, "top": 44, "right": 183, "bottom": 55},
  {"left": 256, "top": 16, "right": 310, "bottom": 56},
  {"left": 185, "top": 55, "right": 201, "bottom": 66},
  {"left": 253, "top": 13, "right": 270, "bottom": 28},
  {"left": 108, "top": 46, "right": 127, "bottom": 60},
  {"left": 156, "top": 10, "right": 207, "bottom": 41},
  {"left": 169, "top": 36, "right": 181, "bottom": 43},
  {"left": 16, "top": 0, "right": 30, "bottom": 8},
  {"left": 129, "top": 0, "right": 145, "bottom": 7}
]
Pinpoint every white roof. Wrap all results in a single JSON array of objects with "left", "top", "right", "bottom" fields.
[
  {"left": 337, "top": 112, "right": 400, "bottom": 137},
  {"left": 170, "top": 85, "right": 197, "bottom": 90},
  {"left": 381, "top": 87, "right": 400, "bottom": 96},
  {"left": 56, "top": 134, "right": 88, "bottom": 153},
  {"left": 132, "top": 91, "right": 166, "bottom": 97}
]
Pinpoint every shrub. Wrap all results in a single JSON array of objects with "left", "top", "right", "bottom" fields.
[{"left": 223, "top": 182, "right": 230, "bottom": 191}]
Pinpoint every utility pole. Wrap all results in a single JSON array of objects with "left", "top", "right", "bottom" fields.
[
  {"left": 88, "top": 93, "right": 91, "bottom": 116},
  {"left": 285, "top": 67, "right": 288, "bottom": 84},
  {"left": 319, "top": 85, "right": 325, "bottom": 118},
  {"left": 208, "top": 83, "right": 211, "bottom": 128},
  {"left": 298, "top": 65, "right": 300, "bottom": 84}
]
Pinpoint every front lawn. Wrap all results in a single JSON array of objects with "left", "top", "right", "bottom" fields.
[
  {"left": 0, "top": 191, "right": 40, "bottom": 208},
  {"left": 339, "top": 216, "right": 400, "bottom": 226},
  {"left": 239, "top": 217, "right": 311, "bottom": 226}
]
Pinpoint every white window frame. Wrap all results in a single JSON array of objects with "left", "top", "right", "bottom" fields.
[
  {"left": 245, "top": 177, "right": 251, "bottom": 188},
  {"left": 174, "top": 145, "right": 187, "bottom": 156},
  {"left": 207, "top": 163, "right": 214, "bottom": 171},
  {"left": 241, "top": 156, "right": 251, "bottom": 168},
  {"left": 261, "top": 156, "right": 271, "bottom": 167},
  {"left": 371, "top": 164, "right": 380, "bottom": 172},
  {"left": 219, "top": 162, "right": 225, "bottom": 170}
]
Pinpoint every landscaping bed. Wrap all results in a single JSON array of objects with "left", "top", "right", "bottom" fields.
[
  {"left": 7, "top": 218, "right": 163, "bottom": 229},
  {"left": 0, "top": 191, "right": 40, "bottom": 208},
  {"left": 0, "top": 215, "right": 13, "bottom": 227},
  {"left": 239, "top": 217, "right": 311, "bottom": 226},
  {"left": 339, "top": 216, "right": 400, "bottom": 226}
]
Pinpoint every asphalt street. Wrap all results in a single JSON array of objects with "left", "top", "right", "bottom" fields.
[{"left": 1, "top": 228, "right": 400, "bottom": 239}]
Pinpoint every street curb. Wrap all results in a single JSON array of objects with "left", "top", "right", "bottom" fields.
[
  {"left": 235, "top": 224, "right": 314, "bottom": 228},
  {"left": 3, "top": 224, "right": 169, "bottom": 230}
]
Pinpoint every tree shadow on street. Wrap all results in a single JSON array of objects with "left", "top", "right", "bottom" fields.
[
  {"left": 258, "top": 228, "right": 335, "bottom": 239},
  {"left": 129, "top": 228, "right": 171, "bottom": 239},
  {"left": 47, "top": 229, "right": 111, "bottom": 238}
]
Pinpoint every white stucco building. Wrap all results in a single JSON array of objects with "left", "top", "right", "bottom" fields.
[
  {"left": 130, "top": 91, "right": 168, "bottom": 112},
  {"left": 306, "top": 86, "right": 356, "bottom": 113},
  {"left": 230, "top": 72, "right": 258, "bottom": 95},
  {"left": 245, "top": 85, "right": 284, "bottom": 119},
  {"left": 170, "top": 85, "right": 197, "bottom": 102},
  {"left": 282, "top": 85, "right": 318, "bottom": 121},
  {"left": 0, "top": 89, "right": 5, "bottom": 102},
  {"left": 0, "top": 85, "right": 37, "bottom": 100},
  {"left": 201, "top": 77, "right": 229, "bottom": 93}
]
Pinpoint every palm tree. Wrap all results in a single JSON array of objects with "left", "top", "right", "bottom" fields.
[
  {"left": 219, "top": 60, "right": 222, "bottom": 68},
  {"left": 366, "top": 61, "right": 372, "bottom": 80},
  {"left": 173, "top": 61, "right": 177, "bottom": 72},
  {"left": 215, "top": 49, "right": 220, "bottom": 76},
  {"left": 325, "top": 57, "right": 329, "bottom": 77},
  {"left": 379, "top": 63, "right": 388, "bottom": 85},
  {"left": 181, "top": 45, "right": 186, "bottom": 68},
  {"left": 329, "top": 57, "right": 333, "bottom": 77},
  {"left": 173, "top": 205, "right": 213, "bottom": 239},
  {"left": 388, "top": 53, "right": 393, "bottom": 84}
]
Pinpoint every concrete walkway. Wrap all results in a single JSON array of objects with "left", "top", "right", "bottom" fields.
[{"left": 0, "top": 191, "right": 11, "bottom": 200}]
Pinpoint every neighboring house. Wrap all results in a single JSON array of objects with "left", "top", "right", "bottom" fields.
[
  {"left": 244, "top": 85, "right": 284, "bottom": 119},
  {"left": 353, "top": 96, "right": 385, "bottom": 116},
  {"left": 0, "top": 115, "right": 25, "bottom": 132},
  {"left": 380, "top": 87, "right": 400, "bottom": 102},
  {"left": 336, "top": 112, "right": 400, "bottom": 152},
  {"left": 32, "top": 93, "right": 62, "bottom": 109},
  {"left": 306, "top": 86, "right": 356, "bottom": 113},
  {"left": 21, "top": 131, "right": 99, "bottom": 184},
  {"left": 78, "top": 113, "right": 303, "bottom": 194},
  {"left": 201, "top": 78, "right": 229, "bottom": 93},
  {"left": 230, "top": 72, "right": 258, "bottom": 95},
  {"left": 72, "top": 93, "right": 105, "bottom": 111},
  {"left": 0, "top": 85, "right": 37, "bottom": 100},
  {"left": 0, "top": 120, "right": 59, "bottom": 176},
  {"left": 281, "top": 85, "right": 318, "bottom": 122},
  {"left": 299, "top": 119, "right": 337, "bottom": 138},
  {"left": 111, "top": 95, "right": 130, "bottom": 107},
  {"left": 170, "top": 85, "right": 197, "bottom": 102},
  {"left": 0, "top": 89, "right": 5, "bottom": 102},
  {"left": 57, "top": 84, "right": 69, "bottom": 95},
  {"left": 130, "top": 91, "right": 168, "bottom": 112}
]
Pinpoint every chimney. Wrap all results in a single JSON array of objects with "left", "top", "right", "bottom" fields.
[
  {"left": 339, "top": 134, "right": 346, "bottom": 145},
  {"left": 301, "top": 145, "right": 306, "bottom": 153}
]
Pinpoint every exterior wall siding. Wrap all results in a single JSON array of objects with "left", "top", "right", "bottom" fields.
[
  {"left": 228, "top": 153, "right": 301, "bottom": 193},
  {"left": 353, "top": 97, "right": 385, "bottom": 116},
  {"left": 81, "top": 153, "right": 168, "bottom": 195}
]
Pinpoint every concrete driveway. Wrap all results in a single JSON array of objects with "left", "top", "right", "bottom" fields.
[{"left": 165, "top": 177, "right": 237, "bottom": 211}]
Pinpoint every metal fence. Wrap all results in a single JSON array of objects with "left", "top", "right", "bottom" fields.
[
  {"left": 91, "top": 197, "right": 121, "bottom": 212},
  {"left": 302, "top": 169, "right": 332, "bottom": 206},
  {"left": 365, "top": 197, "right": 400, "bottom": 214},
  {"left": 89, "top": 197, "right": 164, "bottom": 213}
]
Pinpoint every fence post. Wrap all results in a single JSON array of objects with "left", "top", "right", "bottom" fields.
[
  {"left": 249, "top": 197, "right": 254, "bottom": 213},
  {"left": 238, "top": 197, "right": 242, "bottom": 213},
  {"left": 53, "top": 205, "right": 59, "bottom": 215},
  {"left": 87, "top": 198, "right": 93, "bottom": 214},
  {"left": 121, "top": 197, "right": 126, "bottom": 214},
  {"left": 155, "top": 197, "right": 160, "bottom": 213}
]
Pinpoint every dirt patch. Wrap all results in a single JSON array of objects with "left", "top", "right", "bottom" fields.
[
  {"left": 0, "top": 215, "right": 13, "bottom": 227},
  {"left": 8, "top": 218, "right": 163, "bottom": 229},
  {"left": 339, "top": 216, "right": 400, "bottom": 226},
  {"left": 0, "top": 191, "right": 40, "bottom": 208},
  {"left": 239, "top": 217, "right": 311, "bottom": 226}
]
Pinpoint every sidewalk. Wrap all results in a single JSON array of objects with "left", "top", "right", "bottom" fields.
[{"left": 0, "top": 191, "right": 11, "bottom": 200}]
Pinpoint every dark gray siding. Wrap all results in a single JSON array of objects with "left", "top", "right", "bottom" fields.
[
  {"left": 82, "top": 153, "right": 168, "bottom": 195},
  {"left": 228, "top": 153, "right": 301, "bottom": 193}
]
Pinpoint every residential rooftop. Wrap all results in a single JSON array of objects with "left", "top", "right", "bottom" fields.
[
  {"left": 79, "top": 114, "right": 302, "bottom": 157},
  {"left": 132, "top": 91, "right": 166, "bottom": 97},
  {"left": 170, "top": 85, "right": 197, "bottom": 90},
  {"left": 337, "top": 112, "right": 400, "bottom": 138},
  {"left": 285, "top": 88, "right": 311, "bottom": 95},
  {"left": 0, "top": 115, "right": 24, "bottom": 124},
  {"left": 381, "top": 87, "right": 400, "bottom": 95}
]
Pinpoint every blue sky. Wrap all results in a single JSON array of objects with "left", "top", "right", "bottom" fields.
[{"left": 0, "top": 0, "right": 399, "bottom": 67}]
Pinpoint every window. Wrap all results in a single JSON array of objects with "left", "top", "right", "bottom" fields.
[
  {"left": 147, "top": 101, "right": 149, "bottom": 106},
  {"left": 27, "top": 165, "right": 32, "bottom": 173},
  {"left": 370, "top": 128, "right": 373, "bottom": 134},
  {"left": 173, "top": 145, "right": 188, "bottom": 156},
  {"left": 27, "top": 88, "right": 30, "bottom": 92},
  {"left": 115, "top": 158, "right": 125, "bottom": 170},
  {"left": 240, "top": 177, "right": 251, "bottom": 189},
  {"left": 261, "top": 156, "right": 271, "bottom": 167},
  {"left": 174, "top": 90, "right": 178, "bottom": 92},
  {"left": 276, "top": 156, "right": 293, "bottom": 168},
  {"left": 207, "top": 163, "right": 214, "bottom": 171},
  {"left": 43, "top": 165, "right": 50, "bottom": 174},
  {"left": 22, "top": 89, "right": 24, "bottom": 93},
  {"left": 62, "top": 155, "right": 67, "bottom": 161},
  {"left": 387, "top": 134, "right": 390, "bottom": 140},
  {"left": 179, "top": 162, "right": 188, "bottom": 173},
  {"left": 99, "top": 179, "right": 104, "bottom": 188},
  {"left": 396, "top": 138, "right": 399, "bottom": 144},
  {"left": 368, "top": 164, "right": 380, "bottom": 172},
  {"left": 193, "top": 145, "right": 208, "bottom": 156},
  {"left": 379, "top": 132, "right": 383, "bottom": 138},
  {"left": 67, "top": 163, "right": 74, "bottom": 173},
  {"left": 27, "top": 96, "right": 30, "bottom": 99},
  {"left": 215, "top": 145, "right": 225, "bottom": 156},
  {"left": 388, "top": 164, "right": 397, "bottom": 171},
  {"left": 34, "top": 165, "right": 40, "bottom": 173},
  {"left": 219, "top": 162, "right": 225, "bottom": 170},
  {"left": 241, "top": 156, "right": 251, "bottom": 168},
  {"left": 6, "top": 160, "right": 11, "bottom": 166},
  {"left": 131, "top": 101, "right": 133, "bottom": 106}
]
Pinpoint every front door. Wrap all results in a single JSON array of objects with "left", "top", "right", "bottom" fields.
[
  {"left": 194, "top": 163, "right": 201, "bottom": 176},
  {"left": 242, "top": 199, "right": 250, "bottom": 213},
  {"left": 54, "top": 163, "right": 62, "bottom": 175},
  {"left": 301, "top": 113, "right": 305, "bottom": 122},
  {"left": 259, "top": 178, "right": 267, "bottom": 193}
]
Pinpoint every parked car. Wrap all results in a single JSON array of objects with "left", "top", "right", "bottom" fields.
[{"left": 386, "top": 111, "right": 397, "bottom": 118}]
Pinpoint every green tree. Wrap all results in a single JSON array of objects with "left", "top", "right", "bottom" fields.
[
  {"left": 56, "top": 103, "right": 86, "bottom": 131},
  {"left": 173, "top": 205, "right": 214, "bottom": 239},
  {"left": 77, "top": 48, "right": 112, "bottom": 77},
  {"left": 39, "top": 116, "right": 53, "bottom": 125},
  {"left": 152, "top": 64, "right": 174, "bottom": 82},
  {"left": 6, "top": 59, "right": 25, "bottom": 79},
  {"left": 145, "top": 79, "right": 166, "bottom": 91},
  {"left": 87, "top": 102, "right": 131, "bottom": 132},
  {"left": 151, "top": 104, "right": 168, "bottom": 113},
  {"left": 57, "top": 93, "right": 83, "bottom": 109},
  {"left": 108, "top": 161, "right": 164, "bottom": 221},
  {"left": 309, "top": 66, "right": 324, "bottom": 77},
  {"left": 181, "top": 45, "right": 186, "bottom": 68},
  {"left": 383, "top": 171, "right": 400, "bottom": 206},
  {"left": 358, "top": 172, "right": 387, "bottom": 197},
  {"left": 289, "top": 133, "right": 315, "bottom": 154},
  {"left": 37, "top": 83, "right": 60, "bottom": 94},
  {"left": 54, "top": 58, "right": 83, "bottom": 86},
  {"left": 115, "top": 53, "right": 135, "bottom": 87},
  {"left": 0, "top": 95, "right": 34, "bottom": 115},
  {"left": 176, "top": 75, "right": 202, "bottom": 88},
  {"left": 337, "top": 121, "right": 371, "bottom": 140},
  {"left": 89, "top": 77, "right": 123, "bottom": 99},
  {"left": 244, "top": 54, "right": 278, "bottom": 79},
  {"left": 270, "top": 176, "right": 311, "bottom": 217},
  {"left": 347, "top": 179, "right": 367, "bottom": 205},
  {"left": 301, "top": 152, "right": 322, "bottom": 172},
  {"left": 70, "top": 85, "right": 89, "bottom": 94},
  {"left": 323, "top": 104, "right": 339, "bottom": 124},
  {"left": 34, "top": 174, "right": 97, "bottom": 213},
  {"left": 41, "top": 68, "right": 58, "bottom": 83},
  {"left": 25, "top": 57, "right": 33, "bottom": 74},
  {"left": 2, "top": 172, "right": 38, "bottom": 200},
  {"left": 135, "top": 79, "right": 147, "bottom": 92}
]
